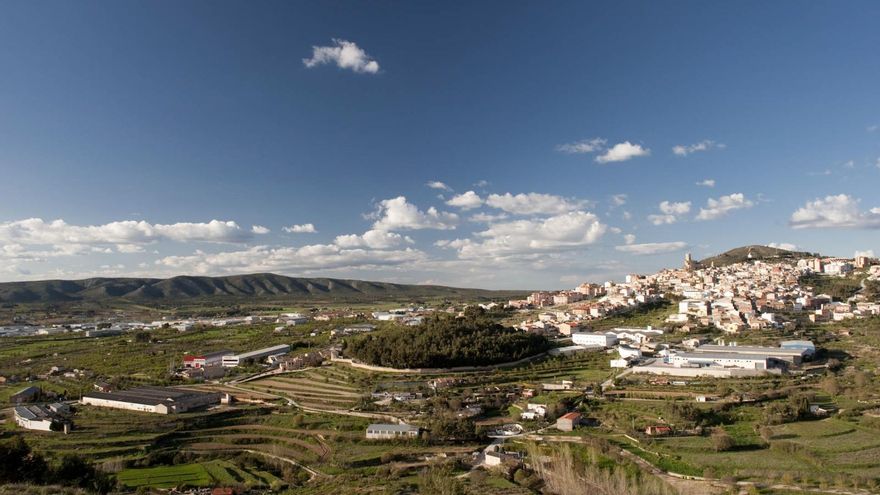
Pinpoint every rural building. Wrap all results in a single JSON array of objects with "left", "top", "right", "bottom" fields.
[
  {"left": 556, "top": 412, "right": 582, "bottom": 432},
  {"left": 10, "top": 386, "right": 41, "bottom": 404},
  {"left": 94, "top": 380, "right": 113, "bottom": 393},
  {"left": 183, "top": 349, "right": 233, "bottom": 369},
  {"left": 221, "top": 344, "right": 291, "bottom": 367},
  {"left": 14, "top": 404, "right": 70, "bottom": 432},
  {"left": 571, "top": 331, "right": 618, "bottom": 347},
  {"left": 645, "top": 425, "right": 672, "bottom": 436},
  {"left": 81, "top": 386, "right": 220, "bottom": 414},
  {"left": 365, "top": 423, "right": 420, "bottom": 440}
]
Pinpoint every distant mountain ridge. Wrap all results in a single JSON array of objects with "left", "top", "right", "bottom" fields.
[
  {"left": 0, "top": 273, "right": 519, "bottom": 304},
  {"left": 698, "top": 245, "right": 817, "bottom": 268}
]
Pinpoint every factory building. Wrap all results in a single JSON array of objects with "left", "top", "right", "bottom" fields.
[
  {"left": 669, "top": 352, "right": 771, "bottom": 370},
  {"left": 571, "top": 331, "right": 618, "bottom": 348},
  {"left": 692, "top": 344, "right": 809, "bottom": 365},
  {"left": 81, "top": 386, "right": 220, "bottom": 414}
]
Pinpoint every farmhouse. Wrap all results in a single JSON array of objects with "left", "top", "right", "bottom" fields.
[
  {"left": 81, "top": 386, "right": 220, "bottom": 414},
  {"left": 365, "top": 423, "right": 420, "bottom": 440},
  {"left": 645, "top": 425, "right": 672, "bottom": 436},
  {"left": 556, "top": 412, "right": 582, "bottom": 432},
  {"left": 221, "top": 345, "right": 291, "bottom": 367}
]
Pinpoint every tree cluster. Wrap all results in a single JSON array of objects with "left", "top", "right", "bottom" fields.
[
  {"left": 762, "top": 394, "right": 812, "bottom": 425},
  {"left": 0, "top": 436, "right": 114, "bottom": 493},
  {"left": 344, "top": 308, "right": 549, "bottom": 369}
]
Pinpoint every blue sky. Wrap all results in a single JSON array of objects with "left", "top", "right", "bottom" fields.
[{"left": 1, "top": 1, "right": 879, "bottom": 288}]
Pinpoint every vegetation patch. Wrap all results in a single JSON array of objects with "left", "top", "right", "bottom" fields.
[{"left": 345, "top": 309, "right": 549, "bottom": 369}]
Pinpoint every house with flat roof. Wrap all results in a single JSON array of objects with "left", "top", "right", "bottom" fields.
[{"left": 365, "top": 423, "right": 420, "bottom": 440}]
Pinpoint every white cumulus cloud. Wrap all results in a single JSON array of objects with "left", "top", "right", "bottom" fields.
[
  {"left": 437, "top": 211, "right": 607, "bottom": 259},
  {"left": 445, "top": 191, "right": 484, "bottom": 210},
  {"left": 696, "top": 179, "right": 716, "bottom": 188},
  {"left": 789, "top": 194, "right": 880, "bottom": 229},
  {"left": 283, "top": 223, "right": 317, "bottom": 233},
  {"left": 334, "top": 230, "right": 413, "bottom": 249},
  {"left": 251, "top": 225, "right": 271, "bottom": 234},
  {"left": 648, "top": 201, "right": 692, "bottom": 225},
  {"left": 672, "top": 140, "right": 725, "bottom": 156},
  {"left": 426, "top": 181, "right": 452, "bottom": 191},
  {"left": 696, "top": 193, "right": 754, "bottom": 221},
  {"left": 372, "top": 196, "right": 458, "bottom": 231},
  {"left": 156, "top": 244, "right": 425, "bottom": 275},
  {"left": 615, "top": 241, "right": 687, "bottom": 255},
  {"left": 0, "top": 218, "right": 251, "bottom": 246},
  {"left": 485, "top": 192, "right": 587, "bottom": 215},
  {"left": 596, "top": 142, "right": 650, "bottom": 164},
  {"left": 302, "top": 39, "right": 380, "bottom": 74}
]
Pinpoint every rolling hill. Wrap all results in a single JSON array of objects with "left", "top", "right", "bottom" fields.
[
  {"left": 0, "top": 273, "right": 523, "bottom": 305},
  {"left": 698, "top": 245, "right": 817, "bottom": 267}
]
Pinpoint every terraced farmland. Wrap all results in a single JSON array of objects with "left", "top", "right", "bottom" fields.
[
  {"left": 244, "top": 366, "right": 368, "bottom": 410},
  {"left": 23, "top": 406, "right": 185, "bottom": 463},
  {"left": 117, "top": 459, "right": 282, "bottom": 489}
]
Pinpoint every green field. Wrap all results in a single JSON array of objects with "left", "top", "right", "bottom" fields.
[{"left": 117, "top": 459, "right": 283, "bottom": 489}]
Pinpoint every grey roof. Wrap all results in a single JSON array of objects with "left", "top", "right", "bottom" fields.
[
  {"left": 233, "top": 344, "right": 290, "bottom": 360},
  {"left": 675, "top": 352, "right": 770, "bottom": 361},
  {"left": 780, "top": 340, "right": 816, "bottom": 349},
  {"left": 694, "top": 345, "right": 807, "bottom": 356},
  {"left": 366, "top": 423, "right": 419, "bottom": 432},
  {"left": 83, "top": 386, "right": 217, "bottom": 407},
  {"left": 14, "top": 405, "right": 50, "bottom": 420}
]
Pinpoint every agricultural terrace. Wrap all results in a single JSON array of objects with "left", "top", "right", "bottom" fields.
[
  {"left": 116, "top": 460, "right": 285, "bottom": 490},
  {"left": 242, "top": 366, "right": 371, "bottom": 411}
]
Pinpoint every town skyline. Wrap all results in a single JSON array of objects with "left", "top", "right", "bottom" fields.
[{"left": 1, "top": 2, "right": 879, "bottom": 289}]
